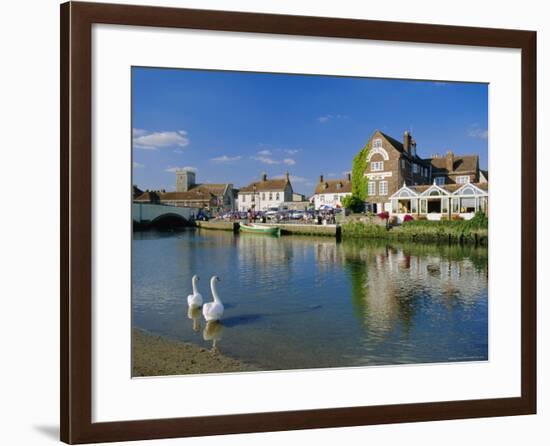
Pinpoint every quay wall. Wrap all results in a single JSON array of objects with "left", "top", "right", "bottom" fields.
[{"left": 265, "top": 223, "right": 339, "bottom": 237}]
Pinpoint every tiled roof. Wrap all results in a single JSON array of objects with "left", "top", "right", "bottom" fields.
[
  {"left": 378, "top": 131, "right": 430, "bottom": 165},
  {"left": 240, "top": 179, "right": 288, "bottom": 192},
  {"left": 314, "top": 179, "right": 352, "bottom": 195},
  {"left": 190, "top": 183, "right": 228, "bottom": 197},
  {"left": 429, "top": 155, "right": 478, "bottom": 173},
  {"left": 134, "top": 191, "right": 159, "bottom": 202},
  {"left": 161, "top": 188, "right": 214, "bottom": 201}
]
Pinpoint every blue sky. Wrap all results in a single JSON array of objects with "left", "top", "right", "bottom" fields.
[{"left": 132, "top": 67, "right": 488, "bottom": 196}]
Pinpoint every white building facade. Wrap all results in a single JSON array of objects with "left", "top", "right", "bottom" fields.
[
  {"left": 312, "top": 175, "right": 352, "bottom": 210},
  {"left": 238, "top": 173, "right": 293, "bottom": 212}
]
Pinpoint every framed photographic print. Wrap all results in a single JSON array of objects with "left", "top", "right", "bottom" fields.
[{"left": 60, "top": 1, "right": 537, "bottom": 444}]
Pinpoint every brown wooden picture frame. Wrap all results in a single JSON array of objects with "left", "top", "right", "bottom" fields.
[{"left": 60, "top": 1, "right": 537, "bottom": 443}]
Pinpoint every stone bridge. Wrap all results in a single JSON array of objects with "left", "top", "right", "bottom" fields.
[{"left": 132, "top": 203, "right": 198, "bottom": 227}]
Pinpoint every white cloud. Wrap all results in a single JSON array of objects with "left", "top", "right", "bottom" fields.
[
  {"left": 133, "top": 129, "right": 190, "bottom": 150},
  {"left": 210, "top": 155, "right": 242, "bottom": 163},
  {"left": 165, "top": 166, "right": 197, "bottom": 173},
  {"left": 467, "top": 125, "right": 488, "bottom": 139},
  {"left": 274, "top": 174, "right": 307, "bottom": 183},
  {"left": 132, "top": 128, "right": 148, "bottom": 137},
  {"left": 133, "top": 162, "right": 145, "bottom": 168},
  {"left": 251, "top": 156, "right": 280, "bottom": 165},
  {"left": 318, "top": 114, "right": 347, "bottom": 124},
  {"left": 252, "top": 151, "right": 297, "bottom": 165},
  {"left": 173, "top": 149, "right": 185, "bottom": 154},
  {"left": 284, "top": 149, "right": 300, "bottom": 155}
]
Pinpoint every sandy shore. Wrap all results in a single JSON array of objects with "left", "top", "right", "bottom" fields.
[{"left": 132, "top": 328, "right": 257, "bottom": 377}]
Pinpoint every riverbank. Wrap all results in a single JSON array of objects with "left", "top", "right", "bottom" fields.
[
  {"left": 341, "top": 214, "right": 488, "bottom": 245},
  {"left": 132, "top": 329, "right": 257, "bottom": 376}
]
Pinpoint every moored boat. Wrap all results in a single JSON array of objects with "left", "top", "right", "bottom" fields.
[{"left": 239, "top": 223, "right": 281, "bottom": 236}]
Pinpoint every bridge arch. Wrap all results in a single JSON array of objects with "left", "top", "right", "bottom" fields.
[{"left": 149, "top": 213, "right": 189, "bottom": 229}]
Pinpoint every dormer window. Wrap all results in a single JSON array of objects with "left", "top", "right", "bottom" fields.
[
  {"left": 456, "top": 175, "right": 470, "bottom": 184},
  {"left": 371, "top": 161, "right": 384, "bottom": 171},
  {"left": 373, "top": 138, "right": 383, "bottom": 148}
]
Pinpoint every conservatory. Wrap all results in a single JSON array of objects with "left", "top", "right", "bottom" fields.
[{"left": 390, "top": 182, "right": 488, "bottom": 222}]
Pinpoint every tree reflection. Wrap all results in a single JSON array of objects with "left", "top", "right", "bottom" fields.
[{"left": 338, "top": 239, "right": 488, "bottom": 340}]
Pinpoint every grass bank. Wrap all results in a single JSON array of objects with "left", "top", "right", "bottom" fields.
[{"left": 342, "top": 212, "right": 488, "bottom": 245}]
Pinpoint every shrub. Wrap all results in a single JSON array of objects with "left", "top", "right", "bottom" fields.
[
  {"left": 341, "top": 220, "right": 388, "bottom": 238},
  {"left": 451, "top": 213, "right": 462, "bottom": 221},
  {"left": 389, "top": 216, "right": 398, "bottom": 226},
  {"left": 342, "top": 194, "right": 365, "bottom": 213},
  {"left": 403, "top": 214, "right": 414, "bottom": 222},
  {"left": 377, "top": 211, "right": 390, "bottom": 220},
  {"left": 415, "top": 215, "right": 427, "bottom": 220}
]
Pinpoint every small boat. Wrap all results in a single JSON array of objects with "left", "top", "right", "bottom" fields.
[{"left": 239, "top": 223, "right": 281, "bottom": 236}]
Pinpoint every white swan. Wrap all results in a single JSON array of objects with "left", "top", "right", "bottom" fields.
[
  {"left": 203, "top": 276, "right": 224, "bottom": 321},
  {"left": 187, "top": 275, "right": 203, "bottom": 308}
]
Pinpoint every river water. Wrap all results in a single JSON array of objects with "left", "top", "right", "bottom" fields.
[{"left": 132, "top": 229, "right": 488, "bottom": 373}]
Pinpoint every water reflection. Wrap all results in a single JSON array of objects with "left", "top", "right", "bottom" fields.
[
  {"left": 203, "top": 321, "right": 224, "bottom": 353},
  {"left": 133, "top": 229, "right": 488, "bottom": 371},
  {"left": 187, "top": 306, "right": 202, "bottom": 332}
]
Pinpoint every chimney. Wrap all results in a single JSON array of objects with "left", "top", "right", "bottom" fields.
[
  {"left": 319, "top": 174, "right": 324, "bottom": 183},
  {"left": 346, "top": 172, "right": 351, "bottom": 181},
  {"left": 261, "top": 172, "right": 267, "bottom": 181},
  {"left": 446, "top": 150, "right": 454, "bottom": 172},
  {"left": 403, "top": 131, "right": 410, "bottom": 154}
]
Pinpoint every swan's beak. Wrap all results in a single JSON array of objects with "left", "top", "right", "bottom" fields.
[
  {"left": 217, "top": 276, "right": 221, "bottom": 282},
  {"left": 196, "top": 276, "right": 200, "bottom": 281}
]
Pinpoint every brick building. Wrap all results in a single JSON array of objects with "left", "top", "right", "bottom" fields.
[{"left": 362, "top": 130, "right": 487, "bottom": 215}]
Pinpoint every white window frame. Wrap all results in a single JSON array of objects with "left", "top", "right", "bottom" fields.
[
  {"left": 373, "top": 138, "right": 383, "bottom": 148},
  {"left": 371, "top": 161, "right": 384, "bottom": 171},
  {"left": 379, "top": 181, "right": 388, "bottom": 196},
  {"left": 435, "top": 177, "right": 445, "bottom": 186},
  {"left": 456, "top": 175, "right": 470, "bottom": 184},
  {"left": 368, "top": 181, "right": 376, "bottom": 196},
  {"left": 413, "top": 163, "right": 419, "bottom": 174}
]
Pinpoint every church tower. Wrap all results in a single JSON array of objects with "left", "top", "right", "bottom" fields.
[{"left": 176, "top": 169, "right": 196, "bottom": 192}]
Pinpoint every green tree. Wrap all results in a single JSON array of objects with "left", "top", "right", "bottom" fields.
[
  {"left": 342, "top": 141, "right": 370, "bottom": 213},
  {"left": 351, "top": 142, "right": 370, "bottom": 201}
]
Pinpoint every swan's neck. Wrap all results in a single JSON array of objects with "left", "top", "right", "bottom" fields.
[
  {"left": 210, "top": 280, "right": 222, "bottom": 303},
  {"left": 192, "top": 277, "right": 198, "bottom": 295}
]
